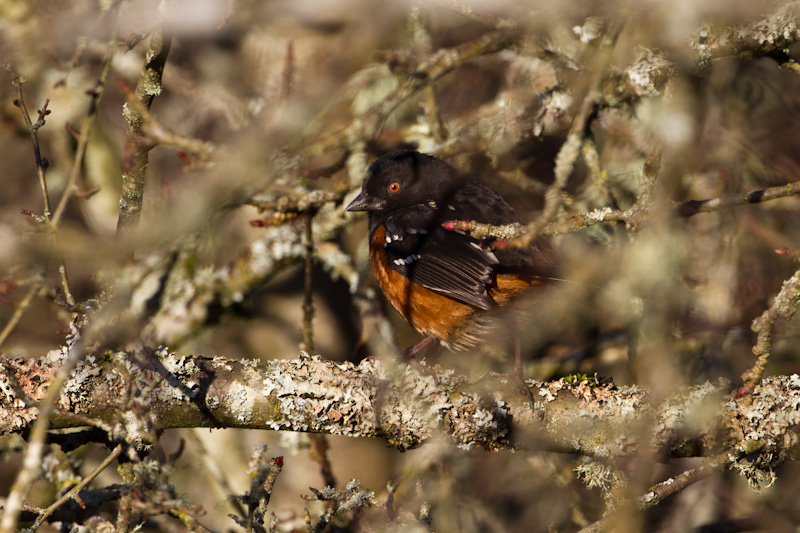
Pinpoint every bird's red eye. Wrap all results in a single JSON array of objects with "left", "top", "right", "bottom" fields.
[{"left": 388, "top": 182, "right": 401, "bottom": 193}]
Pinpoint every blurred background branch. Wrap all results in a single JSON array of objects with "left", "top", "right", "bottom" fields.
[{"left": 2, "top": 0, "right": 800, "bottom": 531}]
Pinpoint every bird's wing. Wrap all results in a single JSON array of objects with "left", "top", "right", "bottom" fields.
[{"left": 382, "top": 204, "right": 499, "bottom": 310}]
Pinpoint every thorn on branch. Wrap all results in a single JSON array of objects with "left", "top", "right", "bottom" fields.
[
  {"left": 65, "top": 121, "right": 80, "bottom": 140},
  {"left": 0, "top": 280, "right": 16, "bottom": 297},
  {"left": 76, "top": 186, "right": 101, "bottom": 199},
  {"left": 774, "top": 247, "right": 800, "bottom": 262}
]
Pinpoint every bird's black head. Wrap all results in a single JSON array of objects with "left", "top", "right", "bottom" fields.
[{"left": 345, "top": 150, "right": 464, "bottom": 215}]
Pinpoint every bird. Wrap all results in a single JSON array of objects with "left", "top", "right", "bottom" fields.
[{"left": 345, "top": 150, "right": 558, "bottom": 358}]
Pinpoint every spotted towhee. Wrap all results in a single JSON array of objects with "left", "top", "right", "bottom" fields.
[{"left": 346, "top": 150, "right": 558, "bottom": 355}]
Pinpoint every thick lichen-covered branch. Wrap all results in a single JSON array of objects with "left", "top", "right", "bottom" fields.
[
  {"left": 1, "top": 350, "right": 799, "bottom": 467},
  {"left": 691, "top": 3, "right": 800, "bottom": 63}
]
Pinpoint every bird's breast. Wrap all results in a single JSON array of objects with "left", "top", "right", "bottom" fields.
[{"left": 369, "top": 225, "right": 483, "bottom": 349}]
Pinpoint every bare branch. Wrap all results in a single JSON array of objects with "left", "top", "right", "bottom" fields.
[
  {"left": 638, "top": 453, "right": 732, "bottom": 510},
  {"left": 187, "top": 430, "right": 248, "bottom": 519},
  {"left": 675, "top": 179, "right": 800, "bottom": 217},
  {"left": 692, "top": 4, "right": 800, "bottom": 63},
  {"left": 439, "top": 172, "right": 800, "bottom": 242},
  {"left": 0, "top": 273, "right": 44, "bottom": 350},
  {"left": 6, "top": 68, "right": 78, "bottom": 318},
  {"left": 30, "top": 444, "right": 124, "bottom": 529},
  {"left": 579, "top": 453, "right": 732, "bottom": 533},
  {"left": 8, "top": 70, "right": 52, "bottom": 218},
  {"left": 741, "top": 267, "right": 800, "bottom": 394},
  {"left": 569, "top": 178, "right": 800, "bottom": 233},
  {"left": 116, "top": 11, "right": 173, "bottom": 238},
  {"left": 52, "top": 4, "right": 125, "bottom": 228}
]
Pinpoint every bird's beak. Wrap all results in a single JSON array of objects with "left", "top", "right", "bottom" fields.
[{"left": 345, "top": 190, "right": 385, "bottom": 212}]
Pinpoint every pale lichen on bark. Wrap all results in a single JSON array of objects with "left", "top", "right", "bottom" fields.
[{"left": 2, "top": 349, "right": 798, "bottom": 472}]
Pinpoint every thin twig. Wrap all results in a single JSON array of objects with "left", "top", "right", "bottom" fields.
[
  {"left": 9, "top": 73, "right": 52, "bottom": 218},
  {"left": 430, "top": 0, "right": 511, "bottom": 28},
  {"left": 187, "top": 430, "right": 248, "bottom": 518},
  {"left": 250, "top": 188, "right": 348, "bottom": 216},
  {"left": 578, "top": 453, "right": 733, "bottom": 533},
  {"left": 439, "top": 174, "right": 800, "bottom": 241},
  {"left": 638, "top": 453, "right": 732, "bottom": 510},
  {"left": 57, "top": 263, "right": 76, "bottom": 308},
  {"left": 621, "top": 148, "right": 662, "bottom": 231},
  {"left": 7, "top": 68, "right": 77, "bottom": 312},
  {"left": 675, "top": 179, "right": 800, "bottom": 217},
  {"left": 0, "top": 274, "right": 45, "bottom": 349},
  {"left": 309, "top": 433, "right": 338, "bottom": 491},
  {"left": 582, "top": 138, "right": 619, "bottom": 210},
  {"left": 299, "top": 151, "right": 351, "bottom": 180},
  {"left": 51, "top": 3, "right": 125, "bottom": 228},
  {"left": 0, "top": 341, "right": 87, "bottom": 533},
  {"left": 239, "top": 449, "right": 283, "bottom": 531},
  {"left": 440, "top": 219, "right": 524, "bottom": 240},
  {"left": 301, "top": 213, "right": 315, "bottom": 353},
  {"left": 30, "top": 444, "right": 124, "bottom": 529},
  {"left": 39, "top": 3, "right": 123, "bottom": 309},
  {"left": 516, "top": 20, "right": 625, "bottom": 248},
  {"left": 409, "top": 7, "right": 447, "bottom": 143},
  {"left": 741, "top": 267, "right": 800, "bottom": 394},
  {"left": 569, "top": 178, "right": 800, "bottom": 234}
]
